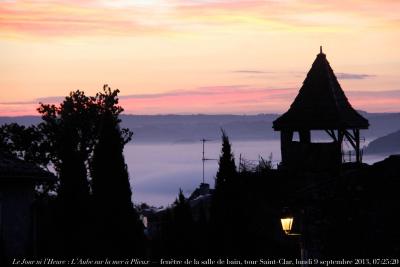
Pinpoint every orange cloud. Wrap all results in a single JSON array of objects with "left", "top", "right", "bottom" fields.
[
  {"left": 1, "top": 0, "right": 399, "bottom": 116},
  {"left": 1, "top": 0, "right": 399, "bottom": 39},
  {"left": 0, "top": 0, "right": 169, "bottom": 39},
  {"left": 174, "top": 0, "right": 400, "bottom": 31}
]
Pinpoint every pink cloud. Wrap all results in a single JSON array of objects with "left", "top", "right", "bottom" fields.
[
  {"left": 116, "top": 87, "right": 400, "bottom": 114},
  {"left": 115, "top": 86, "right": 294, "bottom": 114},
  {"left": 347, "top": 90, "right": 400, "bottom": 112},
  {"left": 1, "top": 87, "right": 400, "bottom": 116},
  {"left": 104, "top": 87, "right": 400, "bottom": 114}
]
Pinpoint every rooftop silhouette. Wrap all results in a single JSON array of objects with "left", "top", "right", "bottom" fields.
[{"left": 273, "top": 47, "right": 369, "bottom": 131}]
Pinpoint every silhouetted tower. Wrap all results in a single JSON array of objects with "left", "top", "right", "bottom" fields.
[{"left": 273, "top": 47, "right": 369, "bottom": 170}]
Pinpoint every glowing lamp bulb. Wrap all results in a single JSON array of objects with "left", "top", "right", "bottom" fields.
[{"left": 281, "top": 217, "right": 294, "bottom": 235}]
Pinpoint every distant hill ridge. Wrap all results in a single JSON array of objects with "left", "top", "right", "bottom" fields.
[
  {"left": 1, "top": 113, "right": 400, "bottom": 143},
  {"left": 366, "top": 129, "right": 400, "bottom": 155}
]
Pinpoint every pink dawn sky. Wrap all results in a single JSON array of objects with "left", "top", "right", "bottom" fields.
[{"left": 1, "top": 0, "right": 400, "bottom": 116}]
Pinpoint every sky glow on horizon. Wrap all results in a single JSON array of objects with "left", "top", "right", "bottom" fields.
[{"left": 1, "top": 0, "right": 400, "bottom": 116}]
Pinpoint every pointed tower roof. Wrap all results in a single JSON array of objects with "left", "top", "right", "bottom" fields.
[{"left": 273, "top": 47, "right": 369, "bottom": 130}]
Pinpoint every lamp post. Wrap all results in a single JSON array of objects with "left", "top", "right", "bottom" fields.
[{"left": 280, "top": 209, "right": 307, "bottom": 267}]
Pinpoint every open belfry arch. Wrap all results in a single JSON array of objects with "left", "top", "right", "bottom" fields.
[{"left": 273, "top": 47, "right": 369, "bottom": 170}]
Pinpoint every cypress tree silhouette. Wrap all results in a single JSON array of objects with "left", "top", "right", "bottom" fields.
[
  {"left": 215, "top": 129, "right": 237, "bottom": 189},
  {"left": 173, "top": 189, "right": 193, "bottom": 226},
  {"left": 209, "top": 130, "right": 238, "bottom": 256},
  {"left": 91, "top": 111, "right": 132, "bottom": 210},
  {"left": 90, "top": 96, "right": 144, "bottom": 257},
  {"left": 172, "top": 189, "right": 194, "bottom": 256}
]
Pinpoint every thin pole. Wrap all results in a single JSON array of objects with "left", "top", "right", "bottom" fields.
[
  {"left": 300, "top": 239, "right": 306, "bottom": 267},
  {"left": 200, "top": 138, "right": 217, "bottom": 184},
  {"left": 239, "top": 153, "right": 242, "bottom": 172},
  {"left": 202, "top": 139, "right": 205, "bottom": 184},
  {"left": 354, "top": 129, "right": 360, "bottom": 163}
]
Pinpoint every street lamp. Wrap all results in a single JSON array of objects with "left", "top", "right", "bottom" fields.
[
  {"left": 280, "top": 208, "right": 300, "bottom": 236},
  {"left": 280, "top": 208, "right": 306, "bottom": 266},
  {"left": 280, "top": 216, "right": 294, "bottom": 235}
]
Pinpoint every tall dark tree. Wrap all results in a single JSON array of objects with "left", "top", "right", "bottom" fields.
[
  {"left": 1, "top": 86, "right": 144, "bottom": 257},
  {"left": 173, "top": 189, "right": 193, "bottom": 228},
  {"left": 91, "top": 113, "right": 132, "bottom": 209},
  {"left": 91, "top": 86, "right": 132, "bottom": 208},
  {"left": 172, "top": 189, "right": 194, "bottom": 256},
  {"left": 37, "top": 86, "right": 133, "bottom": 199},
  {"left": 37, "top": 91, "right": 98, "bottom": 255},
  {"left": 209, "top": 130, "right": 241, "bottom": 256},
  {"left": 38, "top": 91, "right": 96, "bottom": 203},
  {"left": 215, "top": 129, "right": 237, "bottom": 189},
  {"left": 90, "top": 86, "right": 144, "bottom": 256},
  {"left": 36, "top": 88, "right": 128, "bottom": 254}
]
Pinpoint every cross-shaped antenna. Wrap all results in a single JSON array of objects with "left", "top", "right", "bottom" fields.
[{"left": 200, "top": 139, "right": 217, "bottom": 184}]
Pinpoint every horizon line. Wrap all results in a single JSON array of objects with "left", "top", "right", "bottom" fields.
[{"left": 1, "top": 110, "right": 400, "bottom": 118}]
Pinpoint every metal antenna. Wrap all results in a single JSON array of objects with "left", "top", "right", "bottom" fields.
[{"left": 200, "top": 139, "right": 217, "bottom": 184}]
